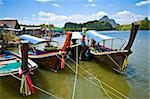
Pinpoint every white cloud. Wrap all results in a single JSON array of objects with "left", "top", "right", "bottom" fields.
[
  {"left": 84, "top": 0, "right": 96, "bottom": 7},
  {"left": 84, "top": 4, "right": 89, "bottom": 7},
  {"left": 9, "top": 10, "right": 147, "bottom": 27},
  {"left": 19, "top": 18, "right": 42, "bottom": 25},
  {"left": 84, "top": 3, "right": 96, "bottom": 7},
  {"left": 36, "top": 11, "right": 108, "bottom": 26},
  {"left": 3, "top": 17, "right": 15, "bottom": 20},
  {"left": 111, "top": 10, "right": 146, "bottom": 24},
  {"left": 91, "top": 4, "right": 96, "bottom": 7},
  {"left": 0, "top": 0, "right": 3, "bottom": 5},
  {"left": 36, "top": 0, "right": 54, "bottom": 3},
  {"left": 96, "top": 11, "right": 108, "bottom": 16},
  {"left": 19, "top": 20, "right": 32, "bottom": 25},
  {"left": 24, "top": 17, "right": 28, "bottom": 20},
  {"left": 38, "top": 11, "right": 55, "bottom": 17},
  {"left": 88, "top": 0, "right": 93, "bottom": 3},
  {"left": 52, "top": 3, "right": 60, "bottom": 7},
  {"left": 32, "top": 14, "right": 36, "bottom": 17},
  {"left": 135, "top": 0, "right": 150, "bottom": 6}
]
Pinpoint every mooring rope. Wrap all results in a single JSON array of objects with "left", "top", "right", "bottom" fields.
[
  {"left": 106, "top": 54, "right": 123, "bottom": 72},
  {"left": 120, "top": 52, "right": 138, "bottom": 85},
  {"left": 71, "top": 46, "right": 78, "bottom": 99},
  {"left": 56, "top": 55, "right": 124, "bottom": 99},
  {"left": 67, "top": 56, "right": 129, "bottom": 99},
  {"left": 125, "top": 73, "right": 138, "bottom": 84},
  {"left": 10, "top": 72, "right": 64, "bottom": 99},
  {"left": 57, "top": 55, "right": 123, "bottom": 99},
  {"left": 98, "top": 79, "right": 112, "bottom": 99}
]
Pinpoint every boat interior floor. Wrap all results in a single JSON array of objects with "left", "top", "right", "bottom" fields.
[{"left": 91, "top": 44, "right": 115, "bottom": 53}]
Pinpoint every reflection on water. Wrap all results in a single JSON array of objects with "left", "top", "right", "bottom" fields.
[{"left": 0, "top": 30, "right": 149, "bottom": 99}]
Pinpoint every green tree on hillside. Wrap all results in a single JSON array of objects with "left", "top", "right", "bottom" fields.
[
  {"left": 116, "top": 17, "right": 150, "bottom": 30},
  {"left": 140, "top": 17, "right": 150, "bottom": 30},
  {"left": 64, "top": 20, "right": 114, "bottom": 31}
]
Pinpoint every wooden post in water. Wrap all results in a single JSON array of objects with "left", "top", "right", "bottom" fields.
[
  {"left": 20, "top": 40, "right": 29, "bottom": 73},
  {"left": 20, "top": 41, "right": 35, "bottom": 95}
]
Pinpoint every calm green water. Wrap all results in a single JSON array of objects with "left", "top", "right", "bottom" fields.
[{"left": 0, "top": 30, "right": 149, "bottom": 99}]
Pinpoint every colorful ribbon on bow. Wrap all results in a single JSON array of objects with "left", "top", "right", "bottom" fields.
[{"left": 19, "top": 68, "right": 35, "bottom": 96}]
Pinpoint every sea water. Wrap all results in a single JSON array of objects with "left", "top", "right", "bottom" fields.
[{"left": 0, "top": 30, "right": 149, "bottom": 99}]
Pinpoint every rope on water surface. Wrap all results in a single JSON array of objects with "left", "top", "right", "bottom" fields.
[
  {"left": 57, "top": 55, "right": 122, "bottom": 99},
  {"left": 125, "top": 73, "right": 138, "bottom": 85},
  {"left": 10, "top": 72, "right": 64, "bottom": 99},
  {"left": 106, "top": 54, "right": 123, "bottom": 72},
  {"left": 98, "top": 79, "right": 112, "bottom": 99},
  {"left": 120, "top": 52, "right": 139, "bottom": 85},
  {"left": 71, "top": 46, "right": 78, "bottom": 99},
  {"left": 67, "top": 56, "right": 129, "bottom": 99},
  {"left": 56, "top": 55, "right": 114, "bottom": 99}
]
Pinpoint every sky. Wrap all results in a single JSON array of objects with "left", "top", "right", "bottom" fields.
[{"left": 0, "top": 0, "right": 150, "bottom": 27}]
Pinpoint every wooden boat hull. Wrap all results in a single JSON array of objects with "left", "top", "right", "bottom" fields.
[
  {"left": 85, "top": 23, "right": 140, "bottom": 74},
  {"left": 90, "top": 50, "right": 129, "bottom": 74},
  {"left": 0, "top": 52, "right": 38, "bottom": 76},
  {"left": 28, "top": 52, "right": 64, "bottom": 72}
]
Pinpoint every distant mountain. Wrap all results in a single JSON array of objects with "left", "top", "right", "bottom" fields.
[
  {"left": 99, "top": 16, "right": 117, "bottom": 28},
  {"left": 64, "top": 16, "right": 118, "bottom": 31}
]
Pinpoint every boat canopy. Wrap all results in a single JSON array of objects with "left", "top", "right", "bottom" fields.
[
  {"left": 86, "top": 30, "right": 114, "bottom": 42},
  {"left": 71, "top": 32, "right": 82, "bottom": 40},
  {"left": 19, "top": 34, "right": 47, "bottom": 44}
]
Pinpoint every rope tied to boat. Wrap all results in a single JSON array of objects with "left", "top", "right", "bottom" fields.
[
  {"left": 58, "top": 31, "right": 72, "bottom": 69},
  {"left": 56, "top": 54, "right": 115, "bottom": 99},
  {"left": 67, "top": 56, "right": 130, "bottom": 99},
  {"left": 72, "top": 46, "right": 79, "bottom": 99},
  {"left": 57, "top": 55, "right": 129, "bottom": 99},
  {"left": 58, "top": 51, "right": 66, "bottom": 69},
  {"left": 20, "top": 72, "right": 35, "bottom": 95},
  {"left": 10, "top": 72, "right": 64, "bottom": 99},
  {"left": 106, "top": 54, "right": 124, "bottom": 73},
  {"left": 19, "top": 41, "right": 35, "bottom": 96},
  {"left": 18, "top": 61, "right": 35, "bottom": 96},
  {"left": 60, "top": 54, "right": 65, "bottom": 69}
]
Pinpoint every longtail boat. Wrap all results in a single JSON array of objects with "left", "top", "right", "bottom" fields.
[
  {"left": 0, "top": 51, "right": 38, "bottom": 76},
  {"left": 85, "top": 23, "right": 140, "bottom": 74},
  {"left": 0, "top": 41, "right": 38, "bottom": 96},
  {"left": 19, "top": 32, "right": 72, "bottom": 72},
  {"left": 0, "top": 34, "right": 38, "bottom": 76}
]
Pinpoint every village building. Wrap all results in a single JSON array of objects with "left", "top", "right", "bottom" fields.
[
  {"left": 0, "top": 20, "right": 22, "bottom": 35},
  {"left": 24, "top": 27, "right": 43, "bottom": 36},
  {"left": 0, "top": 20, "right": 20, "bottom": 29}
]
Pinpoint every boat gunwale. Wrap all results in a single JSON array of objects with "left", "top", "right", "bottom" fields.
[
  {"left": 90, "top": 50, "right": 129, "bottom": 55},
  {"left": 0, "top": 52, "right": 38, "bottom": 77}
]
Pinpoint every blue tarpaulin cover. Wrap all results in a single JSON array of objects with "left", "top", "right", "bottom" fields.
[
  {"left": 19, "top": 34, "right": 47, "bottom": 44},
  {"left": 86, "top": 30, "right": 114, "bottom": 42}
]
